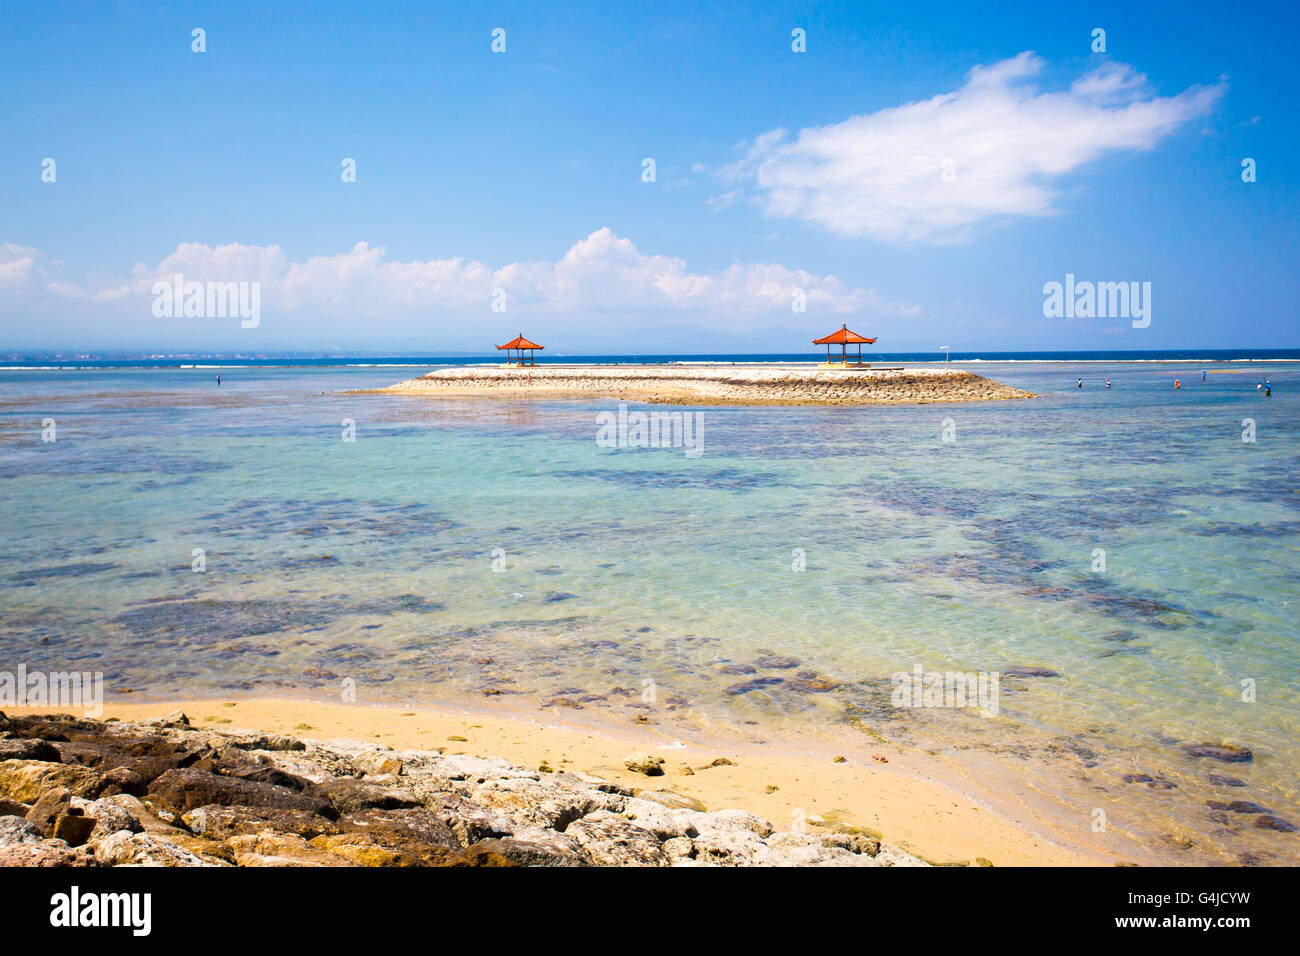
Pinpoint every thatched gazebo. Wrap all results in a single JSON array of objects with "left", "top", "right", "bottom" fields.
[
  {"left": 812, "top": 324, "right": 876, "bottom": 365},
  {"left": 496, "top": 333, "right": 544, "bottom": 366}
]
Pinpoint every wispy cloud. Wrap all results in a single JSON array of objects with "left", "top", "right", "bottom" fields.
[
  {"left": 706, "top": 189, "right": 742, "bottom": 211},
  {"left": 120, "top": 228, "right": 915, "bottom": 320},
  {"left": 1, "top": 229, "right": 919, "bottom": 345},
  {"left": 0, "top": 243, "right": 39, "bottom": 286},
  {"left": 721, "top": 53, "right": 1226, "bottom": 243}
]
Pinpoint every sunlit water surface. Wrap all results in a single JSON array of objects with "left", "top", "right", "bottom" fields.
[{"left": 1, "top": 362, "right": 1296, "bottom": 864}]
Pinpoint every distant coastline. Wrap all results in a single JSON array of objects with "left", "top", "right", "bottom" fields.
[{"left": 2, "top": 348, "right": 1299, "bottom": 371}]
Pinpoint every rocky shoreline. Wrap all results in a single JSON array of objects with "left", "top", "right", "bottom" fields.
[
  {"left": 373, "top": 364, "right": 1032, "bottom": 406},
  {"left": 0, "top": 711, "right": 927, "bottom": 867}
]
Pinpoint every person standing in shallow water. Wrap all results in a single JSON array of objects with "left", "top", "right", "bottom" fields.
[
  {"left": 1077, "top": 378, "right": 1082, "bottom": 388},
  {"left": 1106, "top": 378, "right": 1111, "bottom": 388},
  {"left": 216, "top": 375, "right": 221, "bottom": 386}
]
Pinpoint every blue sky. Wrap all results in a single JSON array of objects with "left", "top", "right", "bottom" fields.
[{"left": 1, "top": 0, "right": 1296, "bottom": 353}]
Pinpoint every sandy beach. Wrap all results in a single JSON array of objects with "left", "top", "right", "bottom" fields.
[
  {"left": 7, "top": 361, "right": 1295, "bottom": 868},
  {"left": 369, "top": 364, "right": 1033, "bottom": 405},
  {"left": 4, "top": 697, "right": 1138, "bottom": 866}
]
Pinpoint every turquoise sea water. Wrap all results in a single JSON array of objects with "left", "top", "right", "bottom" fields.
[{"left": 1, "top": 361, "right": 1297, "bottom": 864}]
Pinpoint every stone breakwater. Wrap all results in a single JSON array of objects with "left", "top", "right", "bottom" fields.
[
  {"left": 0, "top": 711, "right": 927, "bottom": 867},
  {"left": 375, "top": 364, "right": 1033, "bottom": 406}
]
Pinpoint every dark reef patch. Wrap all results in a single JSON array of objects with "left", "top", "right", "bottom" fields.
[
  {"left": 186, "top": 498, "right": 458, "bottom": 539},
  {"left": 7, "top": 562, "right": 119, "bottom": 585},
  {"left": 557, "top": 467, "right": 784, "bottom": 493},
  {"left": 108, "top": 592, "right": 444, "bottom": 645}
]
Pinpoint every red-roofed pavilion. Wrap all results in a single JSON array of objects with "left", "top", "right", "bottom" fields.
[
  {"left": 497, "top": 333, "right": 544, "bottom": 366},
  {"left": 812, "top": 324, "right": 876, "bottom": 364}
]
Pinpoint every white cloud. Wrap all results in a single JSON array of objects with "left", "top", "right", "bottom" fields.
[
  {"left": 0, "top": 243, "right": 39, "bottom": 286},
  {"left": 123, "top": 228, "right": 917, "bottom": 322},
  {"left": 1, "top": 229, "right": 918, "bottom": 347},
  {"left": 706, "top": 189, "right": 742, "bottom": 211},
  {"left": 722, "top": 53, "right": 1225, "bottom": 243}
]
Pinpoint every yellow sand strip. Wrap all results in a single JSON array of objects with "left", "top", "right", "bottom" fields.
[{"left": 7, "top": 697, "right": 1141, "bottom": 866}]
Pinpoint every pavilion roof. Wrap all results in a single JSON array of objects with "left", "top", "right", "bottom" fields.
[
  {"left": 496, "top": 334, "right": 544, "bottom": 350},
  {"left": 812, "top": 324, "right": 876, "bottom": 345}
]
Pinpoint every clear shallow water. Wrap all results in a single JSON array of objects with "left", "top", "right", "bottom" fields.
[
  {"left": 1, "top": 362, "right": 1297, "bottom": 864},
  {"left": 5, "top": 347, "right": 1299, "bottom": 369}
]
